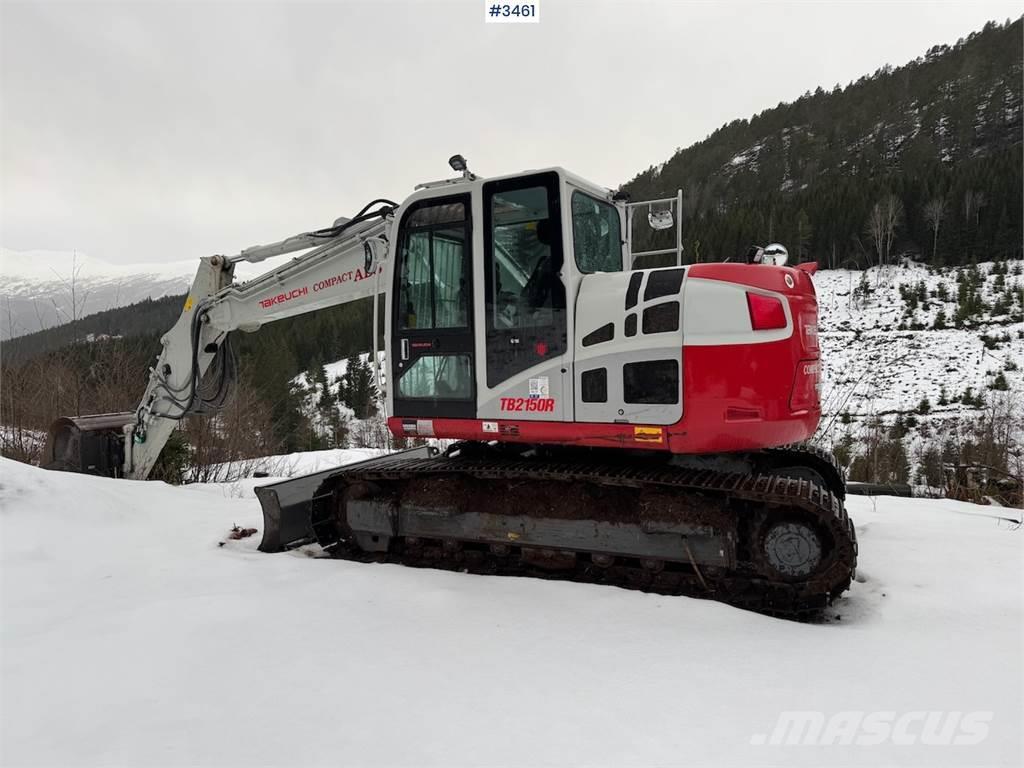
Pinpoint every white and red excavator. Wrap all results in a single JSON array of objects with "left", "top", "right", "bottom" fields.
[{"left": 45, "top": 157, "right": 856, "bottom": 616}]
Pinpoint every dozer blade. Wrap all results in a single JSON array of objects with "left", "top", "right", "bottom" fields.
[
  {"left": 254, "top": 445, "right": 439, "bottom": 552},
  {"left": 44, "top": 412, "right": 133, "bottom": 477}
]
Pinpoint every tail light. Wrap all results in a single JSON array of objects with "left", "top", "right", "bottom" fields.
[{"left": 746, "top": 292, "right": 787, "bottom": 330}]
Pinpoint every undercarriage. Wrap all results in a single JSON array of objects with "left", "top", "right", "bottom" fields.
[{"left": 259, "top": 442, "right": 857, "bottom": 618}]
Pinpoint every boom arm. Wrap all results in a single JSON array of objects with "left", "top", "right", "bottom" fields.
[{"left": 123, "top": 210, "right": 393, "bottom": 480}]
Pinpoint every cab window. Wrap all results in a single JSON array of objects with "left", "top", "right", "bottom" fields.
[
  {"left": 483, "top": 172, "right": 566, "bottom": 388},
  {"left": 397, "top": 355, "right": 473, "bottom": 400},
  {"left": 490, "top": 185, "right": 564, "bottom": 329},
  {"left": 572, "top": 191, "right": 623, "bottom": 273},
  {"left": 397, "top": 201, "right": 469, "bottom": 330}
]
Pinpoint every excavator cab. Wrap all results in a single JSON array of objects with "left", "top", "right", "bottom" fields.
[
  {"left": 388, "top": 168, "right": 628, "bottom": 431},
  {"left": 384, "top": 166, "right": 821, "bottom": 456}
]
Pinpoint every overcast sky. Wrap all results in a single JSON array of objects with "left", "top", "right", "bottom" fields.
[{"left": 1, "top": 0, "right": 1019, "bottom": 266}]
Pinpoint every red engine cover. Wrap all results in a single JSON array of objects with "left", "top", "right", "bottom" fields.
[{"left": 389, "top": 263, "right": 820, "bottom": 456}]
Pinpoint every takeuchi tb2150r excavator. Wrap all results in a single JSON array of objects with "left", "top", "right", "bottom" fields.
[{"left": 45, "top": 157, "right": 856, "bottom": 616}]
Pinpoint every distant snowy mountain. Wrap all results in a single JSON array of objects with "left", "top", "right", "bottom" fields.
[
  {"left": 0, "top": 248, "right": 295, "bottom": 340},
  {"left": 0, "top": 249, "right": 196, "bottom": 340}
]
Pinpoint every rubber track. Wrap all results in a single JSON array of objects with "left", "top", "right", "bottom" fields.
[
  {"left": 760, "top": 442, "right": 847, "bottom": 499},
  {"left": 311, "top": 453, "right": 858, "bottom": 618}
]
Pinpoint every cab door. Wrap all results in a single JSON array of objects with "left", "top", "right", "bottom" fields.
[
  {"left": 391, "top": 193, "right": 476, "bottom": 419},
  {"left": 479, "top": 171, "right": 569, "bottom": 419}
]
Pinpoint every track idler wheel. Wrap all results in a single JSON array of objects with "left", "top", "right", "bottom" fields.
[
  {"left": 761, "top": 521, "right": 822, "bottom": 577},
  {"left": 751, "top": 512, "right": 832, "bottom": 582}
]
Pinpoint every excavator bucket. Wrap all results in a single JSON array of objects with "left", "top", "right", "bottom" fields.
[{"left": 44, "top": 412, "right": 133, "bottom": 477}]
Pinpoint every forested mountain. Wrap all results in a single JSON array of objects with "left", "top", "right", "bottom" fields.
[
  {"left": 0, "top": 292, "right": 376, "bottom": 369},
  {"left": 625, "top": 18, "right": 1022, "bottom": 268},
  {"left": 1, "top": 295, "right": 185, "bottom": 363}
]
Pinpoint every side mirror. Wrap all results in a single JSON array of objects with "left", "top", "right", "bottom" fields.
[{"left": 648, "top": 209, "right": 674, "bottom": 231}]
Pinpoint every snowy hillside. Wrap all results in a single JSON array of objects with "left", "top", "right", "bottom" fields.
[
  {"left": 290, "top": 353, "right": 396, "bottom": 451},
  {"left": 814, "top": 261, "right": 1024, "bottom": 471},
  {"left": 817, "top": 262, "right": 1023, "bottom": 410},
  {"left": 1, "top": 456, "right": 1021, "bottom": 767}
]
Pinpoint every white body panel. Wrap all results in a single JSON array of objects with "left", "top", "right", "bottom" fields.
[
  {"left": 682, "top": 278, "right": 793, "bottom": 346},
  {"left": 573, "top": 268, "right": 685, "bottom": 426}
]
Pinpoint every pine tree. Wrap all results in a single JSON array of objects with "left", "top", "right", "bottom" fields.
[
  {"left": 989, "top": 372, "right": 1010, "bottom": 391},
  {"left": 961, "top": 387, "right": 981, "bottom": 407},
  {"left": 338, "top": 353, "right": 379, "bottom": 419}
]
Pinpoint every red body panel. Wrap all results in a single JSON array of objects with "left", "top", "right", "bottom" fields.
[
  {"left": 688, "top": 262, "right": 816, "bottom": 295},
  {"left": 389, "top": 264, "right": 822, "bottom": 456}
]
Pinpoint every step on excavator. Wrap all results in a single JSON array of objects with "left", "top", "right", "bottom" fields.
[{"left": 45, "top": 157, "right": 856, "bottom": 616}]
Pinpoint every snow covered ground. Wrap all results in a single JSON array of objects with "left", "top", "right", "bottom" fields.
[
  {"left": 212, "top": 446, "right": 388, "bottom": 479},
  {"left": 2, "top": 456, "right": 1021, "bottom": 767}
]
